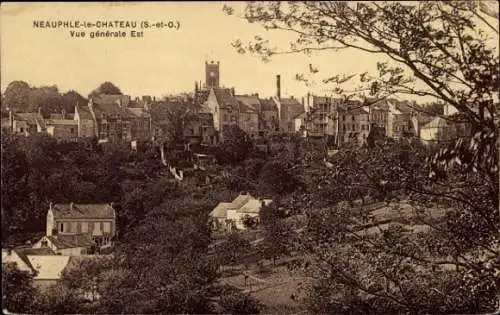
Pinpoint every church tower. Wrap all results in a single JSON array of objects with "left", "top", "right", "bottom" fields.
[{"left": 205, "top": 61, "right": 220, "bottom": 89}]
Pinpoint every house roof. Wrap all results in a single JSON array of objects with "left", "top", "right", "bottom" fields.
[
  {"left": 421, "top": 116, "right": 449, "bottom": 129},
  {"left": 51, "top": 203, "right": 115, "bottom": 219},
  {"left": 14, "top": 113, "right": 45, "bottom": 128},
  {"left": 2, "top": 246, "right": 57, "bottom": 272},
  {"left": 280, "top": 97, "right": 304, "bottom": 119},
  {"left": 93, "top": 94, "right": 131, "bottom": 107},
  {"left": 210, "top": 202, "right": 234, "bottom": 218},
  {"left": 260, "top": 98, "right": 278, "bottom": 111},
  {"left": 238, "top": 198, "right": 272, "bottom": 214},
  {"left": 46, "top": 234, "right": 96, "bottom": 249},
  {"left": 27, "top": 255, "right": 70, "bottom": 280},
  {"left": 45, "top": 119, "right": 78, "bottom": 126},
  {"left": 236, "top": 95, "right": 260, "bottom": 113},
  {"left": 213, "top": 88, "right": 237, "bottom": 109},
  {"left": 91, "top": 102, "right": 137, "bottom": 120},
  {"left": 76, "top": 105, "right": 94, "bottom": 120},
  {"left": 210, "top": 194, "right": 273, "bottom": 218}
]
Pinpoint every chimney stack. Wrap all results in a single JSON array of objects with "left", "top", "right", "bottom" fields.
[
  {"left": 38, "top": 107, "right": 42, "bottom": 117},
  {"left": 61, "top": 109, "right": 66, "bottom": 119},
  {"left": 70, "top": 202, "right": 73, "bottom": 211},
  {"left": 231, "top": 87, "right": 235, "bottom": 97},
  {"left": 276, "top": 75, "right": 281, "bottom": 99}
]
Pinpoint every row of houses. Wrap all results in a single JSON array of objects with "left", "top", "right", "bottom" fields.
[
  {"left": 5, "top": 94, "right": 153, "bottom": 143},
  {"left": 2, "top": 61, "right": 472, "bottom": 146}
]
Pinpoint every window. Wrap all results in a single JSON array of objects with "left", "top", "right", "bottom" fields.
[
  {"left": 223, "top": 114, "right": 228, "bottom": 121},
  {"left": 361, "top": 125, "right": 365, "bottom": 131},
  {"left": 103, "top": 222, "right": 111, "bottom": 233},
  {"left": 70, "top": 127, "right": 75, "bottom": 134},
  {"left": 343, "top": 125, "right": 346, "bottom": 131},
  {"left": 352, "top": 124, "right": 355, "bottom": 131},
  {"left": 59, "top": 222, "right": 65, "bottom": 233},
  {"left": 20, "top": 127, "right": 24, "bottom": 132},
  {"left": 342, "top": 115, "right": 345, "bottom": 121},
  {"left": 352, "top": 116, "right": 355, "bottom": 121},
  {"left": 81, "top": 222, "right": 88, "bottom": 233},
  {"left": 41, "top": 240, "right": 48, "bottom": 247}
]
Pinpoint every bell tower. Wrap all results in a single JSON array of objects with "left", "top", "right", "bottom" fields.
[{"left": 205, "top": 61, "right": 220, "bottom": 89}]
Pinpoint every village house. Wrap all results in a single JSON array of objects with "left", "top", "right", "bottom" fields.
[
  {"left": 44, "top": 118, "right": 79, "bottom": 141},
  {"left": 9, "top": 109, "right": 46, "bottom": 136},
  {"left": 209, "top": 193, "right": 272, "bottom": 231},
  {"left": 85, "top": 94, "right": 152, "bottom": 143},
  {"left": 33, "top": 202, "right": 117, "bottom": 255},
  {"left": 205, "top": 87, "right": 239, "bottom": 142},
  {"left": 236, "top": 94, "right": 260, "bottom": 138},
  {"left": 183, "top": 111, "right": 216, "bottom": 145},
  {"left": 338, "top": 102, "right": 371, "bottom": 146}
]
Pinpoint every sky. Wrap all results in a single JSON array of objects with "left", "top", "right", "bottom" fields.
[{"left": 1, "top": 2, "right": 498, "bottom": 100}]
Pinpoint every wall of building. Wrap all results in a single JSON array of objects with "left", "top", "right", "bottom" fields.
[
  {"left": 238, "top": 112, "right": 259, "bottom": 137},
  {"left": 47, "top": 124, "right": 78, "bottom": 141},
  {"left": 55, "top": 219, "right": 115, "bottom": 237}
]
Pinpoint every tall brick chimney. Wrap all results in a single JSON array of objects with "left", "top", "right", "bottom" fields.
[{"left": 276, "top": 75, "right": 281, "bottom": 99}]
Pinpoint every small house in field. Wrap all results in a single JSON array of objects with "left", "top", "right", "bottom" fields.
[{"left": 209, "top": 193, "right": 272, "bottom": 231}]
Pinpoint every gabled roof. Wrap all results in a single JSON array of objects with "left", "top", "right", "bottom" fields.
[
  {"left": 210, "top": 202, "right": 234, "bottom": 218},
  {"left": 210, "top": 194, "right": 273, "bottom": 218},
  {"left": 280, "top": 97, "right": 304, "bottom": 119},
  {"left": 51, "top": 203, "right": 115, "bottom": 219},
  {"left": 91, "top": 102, "right": 137, "bottom": 120},
  {"left": 238, "top": 198, "right": 272, "bottom": 214},
  {"left": 2, "top": 246, "right": 57, "bottom": 272},
  {"left": 260, "top": 98, "right": 278, "bottom": 111},
  {"left": 46, "top": 234, "right": 96, "bottom": 249},
  {"left": 213, "top": 88, "right": 237, "bottom": 109},
  {"left": 76, "top": 105, "right": 94, "bottom": 120},
  {"left": 235, "top": 95, "right": 260, "bottom": 113},
  {"left": 27, "top": 255, "right": 70, "bottom": 280},
  {"left": 93, "top": 94, "right": 131, "bottom": 107},
  {"left": 45, "top": 119, "right": 78, "bottom": 126},
  {"left": 13, "top": 113, "right": 45, "bottom": 127}
]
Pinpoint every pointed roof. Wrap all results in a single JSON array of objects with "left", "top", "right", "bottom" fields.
[
  {"left": 27, "top": 255, "right": 70, "bottom": 280},
  {"left": 213, "top": 88, "right": 237, "bottom": 109},
  {"left": 235, "top": 95, "right": 260, "bottom": 113},
  {"left": 51, "top": 203, "right": 115, "bottom": 219},
  {"left": 260, "top": 98, "right": 278, "bottom": 111}
]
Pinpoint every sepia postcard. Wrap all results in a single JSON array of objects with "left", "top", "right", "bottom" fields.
[{"left": 1, "top": 2, "right": 499, "bottom": 314}]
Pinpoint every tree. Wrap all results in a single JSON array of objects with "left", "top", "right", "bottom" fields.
[
  {"left": 2, "top": 262, "right": 38, "bottom": 313},
  {"left": 258, "top": 160, "right": 301, "bottom": 196},
  {"left": 216, "top": 232, "right": 252, "bottom": 268},
  {"left": 3, "top": 80, "right": 32, "bottom": 112},
  {"left": 227, "top": 2, "right": 499, "bottom": 312},
  {"left": 89, "top": 81, "right": 123, "bottom": 98},
  {"left": 149, "top": 100, "right": 196, "bottom": 147},
  {"left": 219, "top": 125, "right": 253, "bottom": 164},
  {"left": 62, "top": 90, "right": 87, "bottom": 113}
]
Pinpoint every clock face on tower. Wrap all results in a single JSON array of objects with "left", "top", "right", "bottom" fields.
[{"left": 209, "top": 72, "right": 215, "bottom": 77}]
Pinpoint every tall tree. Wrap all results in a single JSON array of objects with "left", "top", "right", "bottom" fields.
[
  {"left": 3, "top": 80, "right": 31, "bottom": 112},
  {"left": 62, "top": 90, "right": 88, "bottom": 113},
  {"left": 227, "top": 1, "right": 499, "bottom": 313},
  {"left": 2, "top": 263, "right": 39, "bottom": 314},
  {"left": 89, "top": 81, "right": 123, "bottom": 98}
]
